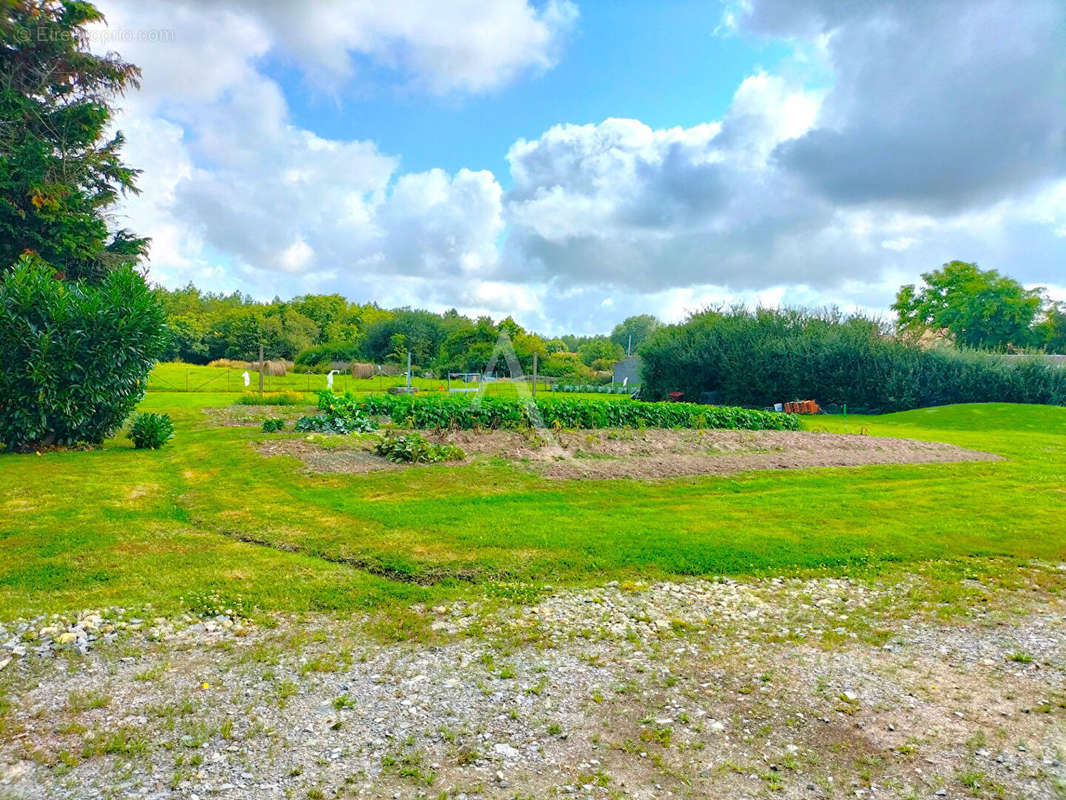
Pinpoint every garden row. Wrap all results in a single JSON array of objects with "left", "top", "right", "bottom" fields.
[
  {"left": 316, "top": 391, "right": 798, "bottom": 431},
  {"left": 555, "top": 383, "right": 633, "bottom": 394}
]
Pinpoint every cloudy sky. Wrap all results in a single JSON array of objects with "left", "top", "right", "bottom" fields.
[{"left": 91, "top": 0, "right": 1066, "bottom": 334}]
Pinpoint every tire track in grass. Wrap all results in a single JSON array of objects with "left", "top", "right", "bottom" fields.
[{"left": 189, "top": 517, "right": 497, "bottom": 586}]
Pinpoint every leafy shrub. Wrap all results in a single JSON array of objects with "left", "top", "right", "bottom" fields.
[
  {"left": 315, "top": 390, "right": 797, "bottom": 431},
  {"left": 639, "top": 308, "right": 1066, "bottom": 413},
  {"left": 294, "top": 341, "right": 362, "bottom": 373},
  {"left": 294, "top": 412, "right": 376, "bottom": 434},
  {"left": 540, "top": 351, "right": 595, "bottom": 383},
  {"left": 235, "top": 391, "right": 305, "bottom": 406},
  {"left": 261, "top": 418, "right": 285, "bottom": 432},
  {"left": 0, "top": 257, "right": 168, "bottom": 451},
  {"left": 374, "top": 432, "right": 466, "bottom": 463},
  {"left": 127, "top": 413, "right": 174, "bottom": 449}
]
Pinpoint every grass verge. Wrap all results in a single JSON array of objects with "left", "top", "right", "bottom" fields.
[{"left": 1, "top": 397, "right": 1063, "bottom": 627}]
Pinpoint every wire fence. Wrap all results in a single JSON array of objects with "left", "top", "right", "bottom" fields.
[{"left": 145, "top": 368, "right": 560, "bottom": 396}]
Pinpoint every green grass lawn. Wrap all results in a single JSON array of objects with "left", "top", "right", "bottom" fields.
[
  {"left": 2, "top": 395, "right": 1064, "bottom": 626},
  {"left": 147, "top": 361, "right": 625, "bottom": 400}
]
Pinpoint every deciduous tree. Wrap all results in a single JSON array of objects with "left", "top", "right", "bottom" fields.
[
  {"left": 611, "top": 314, "right": 661, "bottom": 354},
  {"left": 893, "top": 261, "right": 1043, "bottom": 351}
]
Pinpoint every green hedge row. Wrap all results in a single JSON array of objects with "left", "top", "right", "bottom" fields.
[
  {"left": 640, "top": 308, "right": 1066, "bottom": 413},
  {"left": 316, "top": 390, "right": 798, "bottom": 431}
]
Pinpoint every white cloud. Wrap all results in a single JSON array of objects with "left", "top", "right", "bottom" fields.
[
  {"left": 278, "top": 239, "right": 315, "bottom": 274},
  {"left": 96, "top": 0, "right": 576, "bottom": 97},
  {"left": 502, "top": 76, "right": 835, "bottom": 291},
  {"left": 881, "top": 238, "right": 917, "bottom": 252},
  {"left": 378, "top": 169, "right": 504, "bottom": 276},
  {"left": 741, "top": 0, "right": 1066, "bottom": 211},
  {"left": 90, "top": 0, "right": 509, "bottom": 297},
  {"left": 497, "top": 0, "right": 1066, "bottom": 315},
  {"left": 84, "top": 0, "right": 1066, "bottom": 334}
]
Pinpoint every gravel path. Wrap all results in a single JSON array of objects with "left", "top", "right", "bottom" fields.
[{"left": 2, "top": 567, "right": 1064, "bottom": 799}]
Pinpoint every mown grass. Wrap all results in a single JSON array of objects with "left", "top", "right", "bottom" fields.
[
  {"left": 146, "top": 361, "right": 622, "bottom": 401},
  {"left": 1, "top": 396, "right": 1064, "bottom": 623}
]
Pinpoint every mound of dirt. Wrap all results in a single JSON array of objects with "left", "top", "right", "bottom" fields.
[{"left": 257, "top": 428, "right": 999, "bottom": 480}]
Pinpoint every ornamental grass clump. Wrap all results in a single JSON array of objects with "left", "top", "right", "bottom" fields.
[{"left": 127, "top": 413, "right": 174, "bottom": 449}]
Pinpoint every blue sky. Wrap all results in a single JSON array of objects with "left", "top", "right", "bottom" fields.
[
  {"left": 274, "top": 2, "right": 790, "bottom": 181},
  {"left": 96, "top": 0, "right": 1066, "bottom": 334}
]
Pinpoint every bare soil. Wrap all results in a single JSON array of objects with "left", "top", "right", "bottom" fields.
[
  {"left": 258, "top": 437, "right": 401, "bottom": 474},
  {"left": 258, "top": 428, "right": 999, "bottom": 480}
]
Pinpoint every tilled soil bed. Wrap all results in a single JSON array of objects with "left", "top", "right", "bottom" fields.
[{"left": 259, "top": 428, "right": 999, "bottom": 480}]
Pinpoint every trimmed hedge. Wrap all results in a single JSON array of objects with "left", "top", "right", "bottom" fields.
[
  {"left": 316, "top": 391, "right": 798, "bottom": 431},
  {"left": 640, "top": 308, "right": 1066, "bottom": 413}
]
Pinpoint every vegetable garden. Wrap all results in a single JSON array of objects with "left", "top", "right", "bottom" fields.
[{"left": 315, "top": 390, "right": 799, "bottom": 431}]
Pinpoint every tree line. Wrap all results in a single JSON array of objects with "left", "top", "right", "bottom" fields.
[
  {"left": 154, "top": 259, "right": 1065, "bottom": 387},
  {"left": 155, "top": 284, "right": 662, "bottom": 382}
]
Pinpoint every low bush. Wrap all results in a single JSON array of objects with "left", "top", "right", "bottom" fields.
[
  {"left": 294, "top": 412, "right": 376, "bottom": 434},
  {"left": 235, "top": 391, "right": 306, "bottom": 406},
  {"left": 374, "top": 432, "right": 465, "bottom": 463},
  {"left": 0, "top": 257, "right": 168, "bottom": 450},
  {"left": 127, "top": 412, "right": 174, "bottom": 449},
  {"left": 316, "top": 390, "right": 797, "bottom": 431},
  {"left": 261, "top": 418, "right": 285, "bottom": 432}
]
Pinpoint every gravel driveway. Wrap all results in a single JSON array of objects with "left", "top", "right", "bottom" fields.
[{"left": 2, "top": 566, "right": 1064, "bottom": 799}]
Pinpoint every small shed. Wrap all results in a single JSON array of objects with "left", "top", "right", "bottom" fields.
[{"left": 612, "top": 355, "right": 643, "bottom": 387}]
